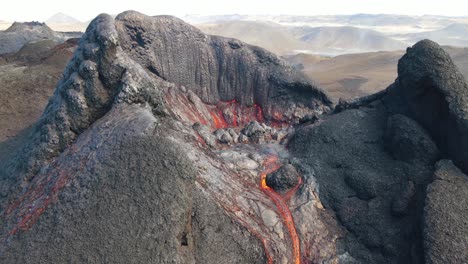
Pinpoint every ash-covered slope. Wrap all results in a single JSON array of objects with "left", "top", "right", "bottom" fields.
[{"left": 0, "top": 11, "right": 336, "bottom": 264}]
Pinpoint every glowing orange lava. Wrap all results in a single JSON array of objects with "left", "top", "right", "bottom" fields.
[{"left": 260, "top": 155, "right": 301, "bottom": 264}]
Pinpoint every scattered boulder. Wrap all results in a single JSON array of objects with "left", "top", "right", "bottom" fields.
[
  {"left": 226, "top": 128, "right": 239, "bottom": 143},
  {"left": 212, "top": 121, "right": 285, "bottom": 145},
  {"left": 238, "top": 134, "right": 249, "bottom": 144},
  {"left": 384, "top": 114, "right": 439, "bottom": 164},
  {"left": 214, "top": 129, "right": 234, "bottom": 144},
  {"left": 193, "top": 122, "right": 216, "bottom": 147},
  {"left": 423, "top": 160, "right": 468, "bottom": 264},
  {"left": 272, "top": 129, "right": 288, "bottom": 141},
  {"left": 241, "top": 121, "right": 266, "bottom": 137},
  {"left": 265, "top": 164, "right": 301, "bottom": 194}
]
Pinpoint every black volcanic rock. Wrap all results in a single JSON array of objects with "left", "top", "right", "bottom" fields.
[
  {"left": 385, "top": 39, "right": 468, "bottom": 172},
  {"left": 0, "top": 133, "right": 265, "bottom": 263},
  {"left": 384, "top": 114, "right": 439, "bottom": 164},
  {"left": 266, "top": 164, "right": 300, "bottom": 194},
  {"left": 423, "top": 160, "right": 468, "bottom": 264},
  {"left": 391, "top": 181, "right": 416, "bottom": 216}
]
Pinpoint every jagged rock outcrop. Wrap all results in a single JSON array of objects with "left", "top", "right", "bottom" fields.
[
  {"left": 385, "top": 39, "right": 468, "bottom": 172},
  {"left": 423, "top": 160, "right": 468, "bottom": 264}
]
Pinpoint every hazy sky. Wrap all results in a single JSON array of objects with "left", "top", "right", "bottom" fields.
[{"left": 1, "top": 0, "right": 467, "bottom": 22}]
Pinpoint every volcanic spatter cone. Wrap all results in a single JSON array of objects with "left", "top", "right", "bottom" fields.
[
  {"left": 0, "top": 11, "right": 340, "bottom": 264},
  {"left": 3, "top": 11, "right": 467, "bottom": 264}
]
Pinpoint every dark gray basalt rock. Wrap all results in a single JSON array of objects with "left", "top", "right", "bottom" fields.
[
  {"left": 391, "top": 181, "right": 416, "bottom": 216},
  {"left": 265, "top": 164, "right": 301, "bottom": 194},
  {"left": 384, "top": 114, "right": 439, "bottom": 164},
  {"left": 344, "top": 169, "right": 380, "bottom": 201},
  {"left": 385, "top": 39, "right": 468, "bottom": 172},
  {"left": 423, "top": 160, "right": 468, "bottom": 264}
]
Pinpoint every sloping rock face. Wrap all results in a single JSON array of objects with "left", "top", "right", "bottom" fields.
[
  {"left": 0, "top": 11, "right": 337, "bottom": 264},
  {"left": 115, "top": 12, "right": 331, "bottom": 123},
  {"left": 423, "top": 160, "right": 468, "bottom": 264},
  {"left": 385, "top": 39, "right": 468, "bottom": 172}
]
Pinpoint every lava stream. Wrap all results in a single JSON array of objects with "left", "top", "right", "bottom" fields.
[{"left": 260, "top": 156, "right": 301, "bottom": 264}]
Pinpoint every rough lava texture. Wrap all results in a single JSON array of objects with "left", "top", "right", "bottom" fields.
[
  {"left": 384, "top": 114, "right": 440, "bottom": 164},
  {"left": 423, "top": 160, "right": 468, "bottom": 264},
  {"left": 289, "top": 104, "right": 434, "bottom": 263},
  {"left": 385, "top": 39, "right": 468, "bottom": 172},
  {"left": 115, "top": 12, "right": 332, "bottom": 122},
  {"left": 266, "top": 164, "right": 301, "bottom": 195}
]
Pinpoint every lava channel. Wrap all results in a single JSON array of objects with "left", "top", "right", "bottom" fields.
[{"left": 260, "top": 155, "right": 301, "bottom": 264}]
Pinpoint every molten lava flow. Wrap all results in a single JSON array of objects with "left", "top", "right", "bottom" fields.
[
  {"left": 260, "top": 156, "right": 301, "bottom": 264},
  {"left": 209, "top": 107, "right": 228, "bottom": 129}
]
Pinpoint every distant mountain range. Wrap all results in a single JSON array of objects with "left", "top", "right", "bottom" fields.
[
  {"left": 401, "top": 23, "right": 468, "bottom": 47},
  {"left": 292, "top": 26, "right": 406, "bottom": 54},
  {"left": 197, "top": 21, "right": 408, "bottom": 55},
  {"left": 46, "top": 13, "right": 81, "bottom": 24},
  {"left": 198, "top": 21, "right": 306, "bottom": 55},
  {"left": 186, "top": 14, "right": 468, "bottom": 29},
  {"left": 193, "top": 14, "right": 468, "bottom": 55}
]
